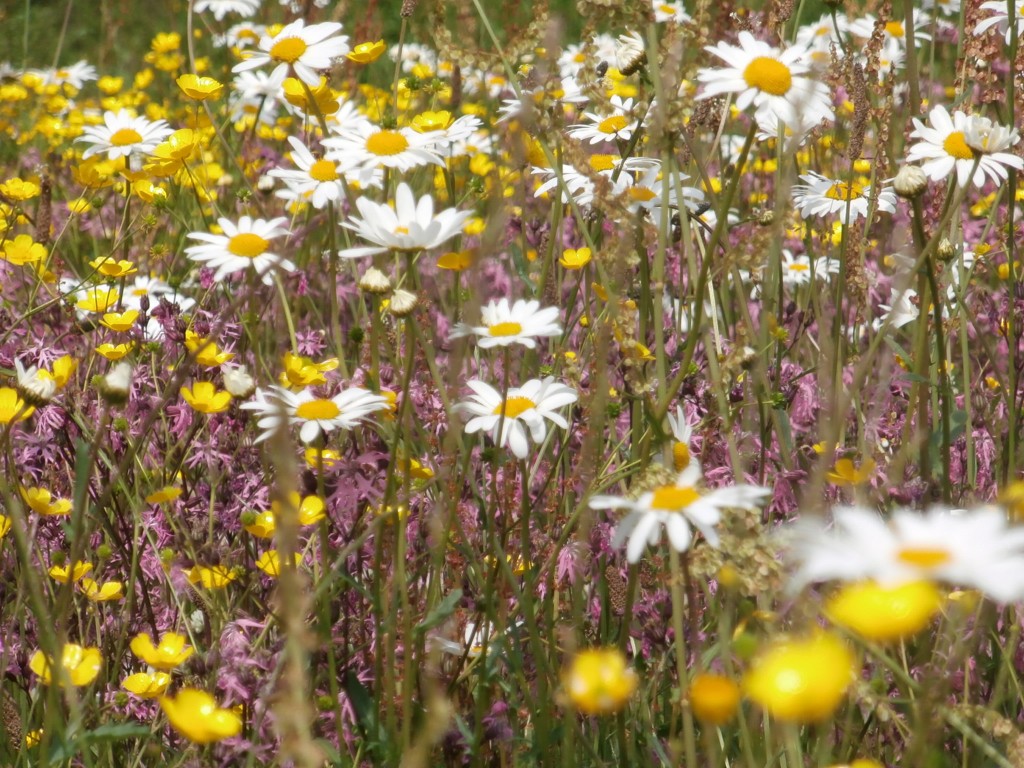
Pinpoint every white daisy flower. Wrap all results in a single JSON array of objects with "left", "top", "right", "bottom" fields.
[
  {"left": 323, "top": 122, "right": 442, "bottom": 185},
  {"left": 921, "top": 0, "right": 959, "bottom": 17},
  {"left": 232, "top": 19, "right": 349, "bottom": 87},
  {"left": 457, "top": 378, "right": 578, "bottom": 460},
  {"left": 76, "top": 108, "right": 173, "bottom": 161},
  {"left": 791, "top": 172, "right": 897, "bottom": 224},
  {"left": 783, "top": 505, "right": 1024, "bottom": 603},
  {"left": 337, "top": 183, "right": 471, "bottom": 259},
  {"left": 697, "top": 32, "right": 833, "bottom": 128},
  {"left": 652, "top": 0, "right": 691, "bottom": 24},
  {"left": 415, "top": 114, "right": 485, "bottom": 156},
  {"left": 906, "top": 105, "right": 1024, "bottom": 188},
  {"left": 566, "top": 95, "right": 642, "bottom": 144},
  {"left": 14, "top": 359, "right": 57, "bottom": 406},
  {"left": 795, "top": 14, "right": 849, "bottom": 64},
  {"left": 185, "top": 216, "right": 294, "bottom": 285},
  {"left": 241, "top": 384, "right": 389, "bottom": 444},
  {"left": 531, "top": 156, "right": 659, "bottom": 207},
  {"left": 450, "top": 299, "right": 562, "bottom": 349},
  {"left": 624, "top": 164, "right": 706, "bottom": 215},
  {"left": 666, "top": 405, "right": 695, "bottom": 472},
  {"left": 194, "top": 0, "right": 261, "bottom": 20},
  {"left": 874, "top": 285, "right": 919, "bottom": 331},
  {"left": 847, "top": 10, "right": 932, "bottom": 50},
  {"left": 591, "top": 462, "right": 770, "bottom": 563},
  {"left": 216, "top": 21, "right": 268, "bottom": 49},
  {"left": 975, "top": 0, "right": 1024, "bottom": 43},
  {"left": 267, "top": 136, "right": 346, "bottom": 210},
  {"left": 31, "top": 60, "right": 98, "bottom": 90}
]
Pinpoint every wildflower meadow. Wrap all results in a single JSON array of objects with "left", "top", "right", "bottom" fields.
[{"left": 5, "top": 0, "right": 1024, "bottom": 765}]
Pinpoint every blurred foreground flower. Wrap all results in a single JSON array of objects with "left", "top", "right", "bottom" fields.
[
  {"left": 744, "top": 632, "right": 854, "bottom": 722},
  {"left": 563, "top": 648, "right": 637, "bottom": 716},
  {"left": 825, "top": 580, "right": 942, "bottom": 643},
  {"left": 688, "top": 672, "right": 742, "bottom": 725},
  {"left": 130, "top": 632, "right": 194, "bottom": 670},
  {"left": 159, "top": 689, "right": 242, "bottom": 743},
  {"left": 29, "top": 643, "right": 102, "bottom": 687},
  {"left": 122, "top": 671, "right": 171, "bottom": 699}
]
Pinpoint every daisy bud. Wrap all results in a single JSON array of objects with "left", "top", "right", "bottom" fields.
[
  {"left": 893, "top": 165, "right": 928, "bottom": 199},
  {"left": 388, "top": 289, "right": 419, "bottom": 317},
  {"left": 222, "top": 364, "right": 256, "bottom": 399},
  {"left": 937, "top": 237, "right": 956, "bottom": 263},
  {"left": 359, "top": 267, "right": 392, "bottom": 295},
  {"left": 98, "top": 362, "right": 133, "bottom": 405},
  {"left": 756, "top": 210, "right": 774, "bottom": 226}
]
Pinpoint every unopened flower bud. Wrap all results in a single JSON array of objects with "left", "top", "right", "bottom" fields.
[
  {"left": 937, "top": 237, "right": 956, "bottom": 262},
  {"left": 359, "top": 267, "right": 392, "bottom": 295},
  {"left": 98, "top": 362, "right": 133, "bottom": 405},
  {"left": 893, "top": 165, "right": 928, "bottom": 199},
  {"left": 388, "top": 289, "right": 418, "bottom": 317},
  {"left": 756, "top": 209, "right": 774, "bottom": 226},
  {"left": 222, "top": 364, "right": 256, "bottom": 398}
]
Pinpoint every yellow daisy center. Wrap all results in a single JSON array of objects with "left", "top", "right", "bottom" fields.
[
  {"left": 227, "top": 233, "right": 269, "bottom": 258},
  {"left": 366, "top": 130, "right": 409, "bottom": 156},
  {"left": 650, "top": 484, "right": 701, "bottom": 511},
  {"left": 943, "top": 131, "right": 976, "bottom": 160},
  {"left": 884, "top": 21, "right": 905, "bottom": 38},
  {"left": 493, "top": 396, "right": 536, "bottom": 418},
  {"left": 597, "top": 115, "right": 629, "bottom": 134},
  {"left": 295, "top": 399, "right": 341, "bottom": 420},
  {"left": 269, "top": 37, "right": 308, "bottom": 63},
  {"left": 110, "top": 128, "right": 143, "bottom": 147},
  {"left": 589, "top": 154, "right": 617, "bottom": 172},
  {"left": 742, "top": 57, "right": 793, "bottom": 96},
  {"left": 488, "top": 321, "right": 523, "bottom": 337},
  {"left": 628, "top": 187, "right": 657, "bottom": 202},
  {"left": 308, "top": 159, "right": 338, "bottom": 182},
  {"left": 896, "top": 546, "right": 952, "bottom": 568},
  {"left": 673, "top": 442, "right": 691, "bottom": 471},
  {"left": 788, "top": 263, "right": 810, "bottom": 271},
  {"left": 824, "top": 182, "right": 864, "bottom": 200}
]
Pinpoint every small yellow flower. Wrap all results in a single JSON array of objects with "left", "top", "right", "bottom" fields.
[
  {"left": 271, "top": 492, "right": 325, "bottom": 526},
  {"left": 79, "top": 578, "right": 125, "bottom": 602},
  {"left": 100, "top": 309, "right": 140, "bottom": 332},
  {"left": 25, "top": 729, "right": 43, "bottom": 748},
  {"left": 255, "top": 550, "right": 302, "bottom": 577},
  {"left": 187, "top": 564, "right": 237, "bottom": 589},
  {"left": 145, "top": 486, "right": 182, "bottom": 504},
  {"left": 130, "top": 631, "right": 194, "bottom": 670},
  {"left": 180, "top": 382, "right": 232, "bottom": 414},
  {"left": 743, "top": 632, "right": 854, "bottom": 723},
  {"left": 244, "top": 510, "right": 277, "bottom": 538},
  {"left": 560, "top": 247, "right": 592, "bottom": 270},
  {"left": 96, "top": 342, "right": 134, "bottom": 361},
  {"left": 279, "top": 352, "right": 338, "bottom": 388},
  {"left": 825, "top": 581, "right": 942, "bottom": 643},
  {"left": 49, "top": 561, "right": 92, "bottom": 583},
  {"left": 305, "top": 447, "right": 343, "bottom": 470},
  {"left": 2, "top": 234, "right": 47, "bottom": 266},
  {"left": 76, "top": 286, "right": 120, "bottom": 313},
  {"left": 411, "top": 110, "right": 453, "bottom": 132},
  {"left": 563, "top": 647, "right": 638, "bottom": 716},
  {"left": 437, "top": 250, "right": 474, "bottom": 271},
  {"left": 22, "top": 487, "right": 72, "bottom": 516},
  {"left": 29, "top": 644, "right": 102, "bottom": 687},
  {"left": 346, "top": 40, "right": 386, "bottom": 64},
  {"left": 827, "top": 457, "right": 876, "bottom": 486},
  {"left": 89, "top": 256, "right": 137, "bottom": 278},
  {"left": 0, "top": 514, "right": 10, "bottom": 538},
  {"left": 281, "top": 76, "right": 339, "bottom": 115},
  {"left": 122, "top": 671, "right": 171, "bottom": 699},
  {"left": 159, "top": 689, "right": 242, "bottom": 744},
  {"left": 688, "top": 673, "right": 742, "bottom": 726},
  {"left": 0, "top": 178, "right": 41, "bottom": 201},
  {"left": 176, "top": 73, "right": 224, "bottom": 100},
  {"left": 44, "top": 355, "right": 78, "bottom": 389},
  {"left": 185, "top": 331, "right": 235, "bottom": 367}
]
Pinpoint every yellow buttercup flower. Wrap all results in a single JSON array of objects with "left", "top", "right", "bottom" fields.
[
  {"left": 180, "top": 382, "right": 233, "bottom": 414},
  {"left": 29, "top": 644, "right": 102, "bottom": 687},
  {"left": 187, "top": 564, "right": 237, "bottom": 589},
  {"left": 305, "top": 447, "right": 342, "bottom": 470},
  {"left": 176, "top": 73, "right": 224, "bottom": 101},
  {"left": 122, "top": 671, "right": 171, "bottom": 699},
  {"left": 130, "top": 631, "right": 194, "bottom": 670},
  {"left": 43, "top": 355, "right": 78, "bottom": 389},
  {"left": 89, "top": 256, "right": 137, "bottom": 278},
  {"left": 0, "top": 178, "right": 41, "bottom": 201},
  {"left": 49, "top": 561, "right": 92, "bottom": 582},
  {"left": 347, "top": 40, "right": 386, "bottom": 64},
  {"left": 279, "top": 351, "right": 338, "bottom": 388},
  {"left": 76, "top": 286, "right": 120, "bottom": 313},
  {"left": 145, "top": 486, "right": 182, "bottom": 504},
  {"left": 159, "top": 689, "right": 242, "bottom": 744},
  {"left": 825, "top": 581, "right": 942, "bottom": 643},
  {"left": 0, "top": 514, "right": 10, "bottom": 538},
  {"left": 271, "top": 492, "right": 326, "bottom": 526},
  {"left": 244, "top": 510, "right": 277, "bottom": 538},
  {"left": 185, "top": 331, "right": 235, "bottom": 367},
  {"left": 563, "top": 647, "right": 638, "bottom": 715},
  {"left": 437, "top": 250, "right": 474, "bottom": 271},
  {"left": 744, "top": 632, "right": 854, "bottom": 723},
  {"left": 22, "top": 487, "right": 72, "bottom": 516},
  {"left": 2, "top": 234, "right": 47, "bottom": 266},
  {"left": 560, "top": 247, "right": 592, "bottom": 270},
  {"left": 79, "top": 578, "right": 125, "bottom": 602},
  {"left": 100, "top": 309, "right": 140, "bottom": 332},
  {"left": 96, "top": 342, "right": 134, "bottom": 361},
  {"left": 688, "top": 672, "right": 742, "bottom": 726},
  {"left": 412, "top": 110, "right": 453, "bottom": 132},
  {"left": 255, "top": 550, "right": 302, "bottom": 577},
  {"left": 827, "top": 457, "right": 876, "bottom": 486}
]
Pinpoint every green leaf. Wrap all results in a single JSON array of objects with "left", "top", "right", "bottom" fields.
[{"left": 416, "top": 589, "right": 463, "bottom": 635}]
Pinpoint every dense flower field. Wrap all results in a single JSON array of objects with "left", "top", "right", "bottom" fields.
[{"left": 3, "top": 0, "right": 1024, "bottom": 765}]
